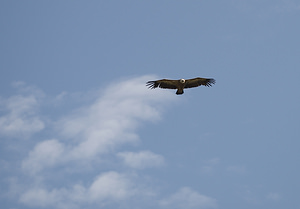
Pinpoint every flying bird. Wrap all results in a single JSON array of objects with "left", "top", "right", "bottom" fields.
[{"left": 146, "top": 77, "right": 215, "bottom": 95}]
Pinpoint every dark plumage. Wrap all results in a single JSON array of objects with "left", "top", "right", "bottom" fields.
[{"left": 146, "top": 77, "right": 215, "bottom": 95}]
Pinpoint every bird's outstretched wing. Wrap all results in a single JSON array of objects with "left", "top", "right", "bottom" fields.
[
  {"left": 184, "top": 77, "right": 215, "bottom": 88},
  {"left": 146, "top": 79, "right": 178, "bottom": 89}
]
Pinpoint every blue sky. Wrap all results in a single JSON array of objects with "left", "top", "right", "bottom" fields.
[{"left": 1, "top": 1, "right": 300, "bottom": 209}]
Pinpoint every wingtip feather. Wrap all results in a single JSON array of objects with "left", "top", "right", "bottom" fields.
[
  {"left": 146, "top": 81, "right": 156, "bottom": 89},
  {"left": 206, "top": 78, "right": 216, "bottom": 87}
]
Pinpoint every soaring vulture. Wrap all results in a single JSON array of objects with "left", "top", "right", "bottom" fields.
[{"left": 146, "top": 77, "right": 215, "bottom": 95}]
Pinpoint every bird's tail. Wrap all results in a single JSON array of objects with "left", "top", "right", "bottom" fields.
[{"left": 176, "top": 89, "right": 184, "bottom": 95}]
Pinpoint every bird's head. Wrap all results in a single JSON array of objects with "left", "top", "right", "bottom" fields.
[{"left": 180, "top": 79, "right": 185, "bottom": 83}]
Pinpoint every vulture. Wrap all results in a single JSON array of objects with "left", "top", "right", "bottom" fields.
[{"left": 146, "top": 77, "right": 215, "bottom": 95}]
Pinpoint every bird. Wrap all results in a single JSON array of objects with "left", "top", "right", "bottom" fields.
[{"left": 146, "top": 77, "right": 215, "bottom": 95}]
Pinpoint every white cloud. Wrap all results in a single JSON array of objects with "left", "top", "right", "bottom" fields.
[
  {"left": 20, "top": 188, "right": 63, "bottom": 208},
  {"left": 55, "top": 75, "right": 173, "bottom": 160},
  {"left": 19, "top": 171, "right": 148, "bottom": 209},
  {"left": 16, "top": 76, "right": 179, "bottom": 208},
  {"left": 22, "top": 139, "right": 65, "bottom": 174},
  {"left": 160, "top": 187, "right": 217, "bottom": 209},
  {"left": 3, "top": 76, "right": 218, "bottom": 209},
  {"left": 19, "top": 185, "right": 87, "bottom": 209},
  {"left": 117, "top": 150, "right": 165, "bottom": 169},
  {"left": 21, "top": 75, "right": 174, "bottom": 175},
  {"left": 0, "top": 76, "right": 221, "bottom": 209},
  {"left": 0, "top": 85, "right": 44, "bottom": 138},
  {"left": 89, "top": 171, "right": 135, "bottom": 201}
]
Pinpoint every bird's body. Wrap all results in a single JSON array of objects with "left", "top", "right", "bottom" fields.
[{"left": 146, "top": 77, "right": 215, "bottom": 95}]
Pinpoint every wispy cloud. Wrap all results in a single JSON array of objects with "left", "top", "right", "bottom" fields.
[
  {"left": 22, "top": 139, "right": 65, "bottom": 174},
  {"left": 160, "top": 187, "right": 217, "bottom": 209},
  {"left": 55, "top": 76, "right": 171, "bottom": 159},
  {"left": 201, "top": 157, "right": 220, "bottom": 173},
  {"left": 266, "top": 192, "right": 281, "bottom": 201},
  {"left": 0, "top": 76, "right": 163, "bottom": 207},
  {"left": 19, "top": 171, "right": 153, "bottom": 209},
  {"left": 0, "top": 82, "right": 44, "bottom": 138},
  {"left": 2, "top": 76, "right": 217, "bottom": 208},
  {"left": 21, "top": 76, "right": 173, "bottom": 175},
  {"left": 117, "top": 150, "right": 165, "bottom": 169},
  {"left": 88, "top": 171, "right": 138, "bottom": 201}
]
